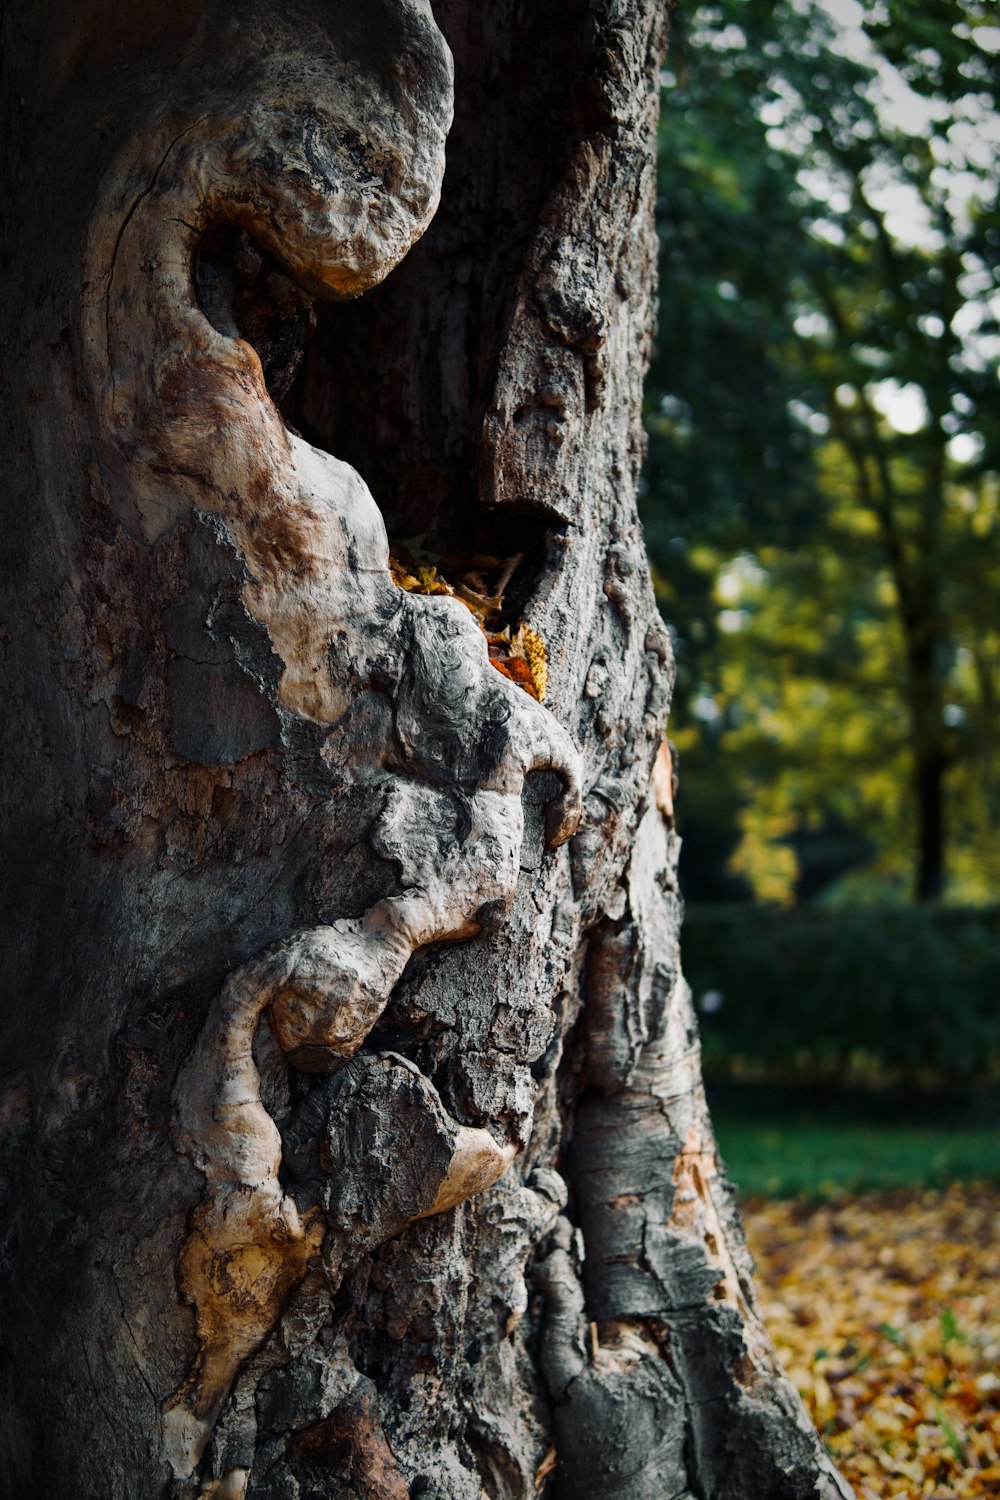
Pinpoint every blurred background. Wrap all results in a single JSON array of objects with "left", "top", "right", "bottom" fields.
[{"left": 647, "top": 4, "right": 999, "bottom": 1490}]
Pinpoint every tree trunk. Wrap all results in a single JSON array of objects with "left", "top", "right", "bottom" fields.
[
  {"left": 908, "top": 633, "right": 947, "bottom": 902},
  {"left": 914, "top": 743, "right": 946, "bottom": 902},
  {"left": 0, "top": 3, "right": 853, "bottom": 1497}
]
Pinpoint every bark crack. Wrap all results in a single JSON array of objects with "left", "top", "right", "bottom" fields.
[
  {"left": 104, "top": 117, "right": 208, "bottom": 404},
  {"left": 79, "top": 1335, "right": 119, "bottom": 1441},
  {"left": 110, "top": 1261, "right": 160, "bottom": 1414}
]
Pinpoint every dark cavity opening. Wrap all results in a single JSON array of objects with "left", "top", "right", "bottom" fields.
[
  {"left": 194, "top": 0, "right": 593, "bottom": 618},
  {"left": 278, "top": 282, "right": 559, "bottom": 630},
  {"left": 196, "top": 226, "right": 316, "bottom": 403},
  {"left": 194, "top": 219, "right": 563, "bottom": 651}
]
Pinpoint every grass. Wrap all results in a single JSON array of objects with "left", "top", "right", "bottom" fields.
[{"left": 712, "top": 1111, "right": 1000, "bottom": 1197}]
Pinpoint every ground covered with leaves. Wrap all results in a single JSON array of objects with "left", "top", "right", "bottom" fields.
[{"left": 744, "top": 1186, "right": 1000, "bottom": 1498}]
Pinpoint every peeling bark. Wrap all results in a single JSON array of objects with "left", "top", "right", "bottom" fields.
[{"left": 0, "top": 2, "right": 853, "bottom": 1497}]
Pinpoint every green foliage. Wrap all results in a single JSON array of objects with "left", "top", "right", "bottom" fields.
[
  {"left": 686, "top": 903, "right": 1000, "bottom": 1086},
  {"left": 647, "top": 0, "right": 1000, "bottom": 902}
]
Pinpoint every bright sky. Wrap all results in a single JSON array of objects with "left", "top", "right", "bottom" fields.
[
  {"left": 814, "top": 0, "right": 1000, "bottom": 439},
  {"left": 688, "top": 1, "right": 1000, "bottom": 440}
]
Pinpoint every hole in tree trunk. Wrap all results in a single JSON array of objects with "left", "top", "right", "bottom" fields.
[
  {"left": 195, "top": 222, "right": 566, "bottom": 704},
  {"left": 196, "top": 226, "right": 316, "bottom": 402},
  {"left": 195, "top": 228, "right": 559, "bottom": 584},
  {"left": 279, "top": 294, "right": 562, "bottom": 654}
]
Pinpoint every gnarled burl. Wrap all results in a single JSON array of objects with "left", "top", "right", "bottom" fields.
[{"left": 0, "top": 2, "right": 854, "bottom": 1498}]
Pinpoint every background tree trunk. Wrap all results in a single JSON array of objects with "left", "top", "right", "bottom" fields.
[{"left": 0, "top": 3, "right": 853, "bottom": 1497}]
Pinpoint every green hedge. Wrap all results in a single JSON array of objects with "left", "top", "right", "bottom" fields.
[{"left": 683, "top": 904, "right": 1000, "bottom": 1088}]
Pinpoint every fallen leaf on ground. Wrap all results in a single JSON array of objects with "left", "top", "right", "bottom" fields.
[{"left": 744, "top": 1184, "right": 1000, "bottom": 1499}]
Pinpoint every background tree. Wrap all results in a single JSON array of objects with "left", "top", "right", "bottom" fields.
[
  {"left": 0, "top": 3, "right": 850, "bottom": 1499},
  {"left": 646, "top": 0, "right": 1000, "bottom": 904}
]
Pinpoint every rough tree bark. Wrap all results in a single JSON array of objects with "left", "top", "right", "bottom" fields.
[{"left": 0, "top": 3, "right": 854, "bottom": 1498}]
